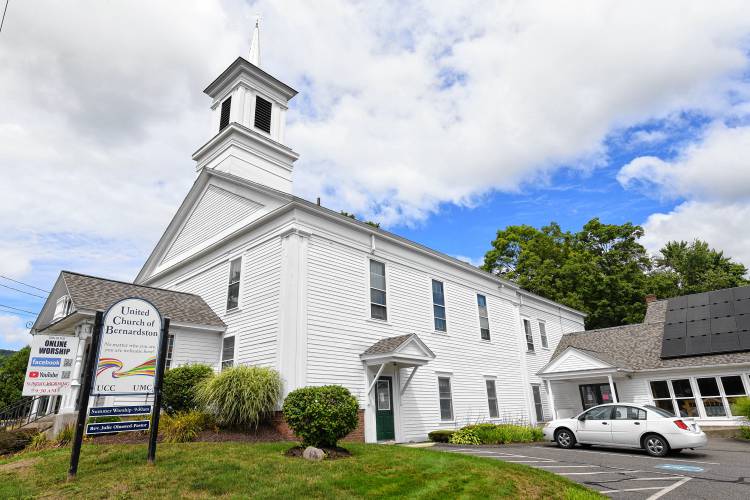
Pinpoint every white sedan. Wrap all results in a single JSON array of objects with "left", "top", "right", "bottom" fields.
[{"left": 542, "top": 403, "right": 707, "bottom": 457}]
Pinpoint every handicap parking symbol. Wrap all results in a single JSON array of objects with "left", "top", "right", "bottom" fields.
[{"left": 656, "top": 464, "right": 704, "bottom": 473}]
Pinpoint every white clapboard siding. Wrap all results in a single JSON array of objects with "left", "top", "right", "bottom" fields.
[
  {"left": 171, "top": 327, "right": 222, "bottom": 369},
  {"left": 305, "top": 234, "right": 564, "bottom": 441},
  {"left": 163, "top": 185, "right": 263, "bottom": 262}
]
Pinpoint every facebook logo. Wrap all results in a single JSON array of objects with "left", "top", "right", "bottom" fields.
[{"left": 31, "top": 357, "right": 61, "bottom": 367}]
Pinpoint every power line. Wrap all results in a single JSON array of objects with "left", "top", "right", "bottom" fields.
[
  {"left": 0, "top": 275, "right": 50, "bottom": 293},
  {"left": 0, "top": 303, "right": 38, "bottom": 316},
  {"left": 0, "top": 0, "right": 9, "bottom": 35},
  {"left": 0, "top": 283, "right": 46, "bottom": 299}
]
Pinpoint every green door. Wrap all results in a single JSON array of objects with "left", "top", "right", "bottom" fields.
[{"left": 375, "top": 376, "right": 395, "bottom": 441}]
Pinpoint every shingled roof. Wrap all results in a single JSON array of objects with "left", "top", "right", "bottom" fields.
[
  {"left": 550, "top": 299, "right": 750, "bottom": 371},
  {"left": 41, "top": 271, "right": 225, "bottom": 329},
  {"left": 362, "top": 334, "right": 415, "bottom": 355}
]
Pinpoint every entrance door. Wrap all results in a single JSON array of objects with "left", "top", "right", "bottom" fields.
[
  {"left": 375, "top": 377, "right": 395, "bottom": 441},
  {"left": 579, "top": 383, "right": 617, "bottom": 410}
]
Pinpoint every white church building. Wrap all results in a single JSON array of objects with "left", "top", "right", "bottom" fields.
[{"left": 29, "top": 32, "right": 587, "bottom": 443}]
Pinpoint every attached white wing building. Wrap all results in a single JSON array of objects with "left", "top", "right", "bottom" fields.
[{"left": 128, "top": 48, "right": 586, "bottom": 443}]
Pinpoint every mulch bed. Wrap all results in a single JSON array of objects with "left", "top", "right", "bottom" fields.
[
  {"left": 284, "top": 445, "right": 352, "bottom": 460},
  {"left": 89, "top": 425, "right": 284, "bottom": 445}
]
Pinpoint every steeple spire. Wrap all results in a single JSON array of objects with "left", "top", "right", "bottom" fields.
[{"left": 249, "top": 16, "right": 261, "bottom": 67}]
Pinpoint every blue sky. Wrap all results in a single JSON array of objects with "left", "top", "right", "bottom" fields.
[{"left": 2, "top": 1, "right": 750, "bottom": 349}]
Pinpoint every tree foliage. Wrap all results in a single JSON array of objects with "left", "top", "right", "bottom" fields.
[
  {"left": 482, "top": 218, "right": 747, "bottom": 329},
  {"left": 162, "top": 364, "right": 214, "bottom": 414},
  {"left": 0, "top": 347, "right": 30, "bottom": 409}
]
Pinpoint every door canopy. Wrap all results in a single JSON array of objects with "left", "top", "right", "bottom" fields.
[{"left": 360, "top": 333, "right": 435, "bottom": 368}]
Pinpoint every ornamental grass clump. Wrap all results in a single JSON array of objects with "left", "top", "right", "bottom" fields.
[
  {"left": 282, "top": 385, "right": 359, "bottom": 448},
  {"left": 195, "top": 365, "right": 281, "bottom": 429},
  {"left": 160, "top": 411, "right": 214, "bottom": 443}
]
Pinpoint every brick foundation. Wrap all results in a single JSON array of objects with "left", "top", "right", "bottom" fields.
[{"left": 272, "top": 409, "right": 366, "bottom": 442}]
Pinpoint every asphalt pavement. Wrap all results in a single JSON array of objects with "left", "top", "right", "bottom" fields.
[{"left": 434, "top": 438, "right": 750, "bottom": 499}]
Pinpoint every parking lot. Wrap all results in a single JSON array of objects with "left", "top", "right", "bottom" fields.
[{"left": 434, "top": 438, "right": 750, "bottom": 499}]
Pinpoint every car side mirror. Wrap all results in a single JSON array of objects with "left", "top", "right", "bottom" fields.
[{"left": 578, "top": 415, "right": 586, "bottom": 421}]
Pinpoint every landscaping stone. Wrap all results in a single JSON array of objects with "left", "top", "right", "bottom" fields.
[{"left": 303, "top": 446, "right": 326, "bottom": 461}]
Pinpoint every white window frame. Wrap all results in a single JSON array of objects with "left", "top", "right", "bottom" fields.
[
  {"left": 650, "top": 373, "right": 750, "bottom": 419},
  {"left": 437, "top": 375, "right": 454, "bottom": 421},
  {"left": 477, "top": 294, "right": 490, "bottom": 341},
  {"left": 53, "top": 295, "right": 72, "bottom": 321},
  {"left": 432, "top": 279, "right": 447, "bottom": 333},
  {"left": 538, "top": 320, "right": 548, "bottom": 349},
  {"left": 648, "top": 378, "right": 700, "bottom": 418},
  {"left": 523, "top": 318, "right": 535, "bottom": 352},
  {"left": 368, "top": 259, "right": 388, "bottom": 322},
  {"left": 531, "top": 384, "right": 544, "bottom": 422},
  {"left": 225, "top": 256, "right": 243, "bottom": 312},
  {"left": 485, "top": 377, "right": 499, "bottom": 419},
  {"left": 221, "top": 333, "right": 236, "bottom": 371}
]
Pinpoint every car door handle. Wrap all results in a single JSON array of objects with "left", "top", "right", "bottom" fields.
[
  {"left": 634, "top": 422, "right": 640, "bottom": 425},
  {"left": 602, "top": 422, "right": 608, "bottom": 425}
]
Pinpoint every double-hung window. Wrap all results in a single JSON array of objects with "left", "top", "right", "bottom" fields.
[
  {"left": 531, "top": 384, "right": 544, "bottom": 421},
  {"left": 539, "top": 321, "right": 548, "bottom": 348},
  {"left": 486, "top": 379, "right": 499, "bottom": 418},
  {"left": 226, "top": 257, "right": 242, "bottom": 311},
  {"left": 477, "top": 294, "right": 490, "bottom": 340},
  {"left": 164, "top": 334, "right": 175, "bottom": 370},
  {"left": 221, "top": 335, "right": 235, "bottom": 370},
  {"left": 523, "top": 319, "right": 534, "bottom": 351},
  {"left": 432, "top": 280, "right": 447, "bottom": 332},
  {"left": 437, "top": 376, "right": 453, "bottom": 420},
  {"left": 369, "top": 260, "right": 387, "bottom": 320}
]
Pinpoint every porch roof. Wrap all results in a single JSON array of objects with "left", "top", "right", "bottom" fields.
[{"left": 360, "top": 333, "right": 435, "bottom": 367}]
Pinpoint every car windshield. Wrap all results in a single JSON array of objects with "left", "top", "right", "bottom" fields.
[{"left": 644, "top": 405, "right": 675, "bottom": 418}]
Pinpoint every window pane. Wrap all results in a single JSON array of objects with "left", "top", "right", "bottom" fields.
[
  {"left": 440, "top": 399, "right": 453, "bottom": 420},
  {"left": 432, "top": 280, "right": 445, "bottom": 306},
  {"left": 370, "top": 288, "right": 386, "bottom": 306},
  {"left": 523, "top": 319, "right": 532, "bottom": 336},
  {"left": 728, "top": 396, "right": 745, "bottom": 415},
  {"left": 438, "top": 377, "right": 451, "bottom": 398},
  {"left": 721, "top": 376, "right": 745, "bottom": 396},
  {"left": 697, "top": 377, "right": 720, "bottom": 396},
  {"left": 370, "top": 273, "right": 386, "bottom": 291},
  {"left": 477, "top": 294, "right": 487, "bottom": 308},
  {"left": 653, "top": 399, "right": 675, "bottom": 415},
  {"left": 370, "top": 304, "right": 387, "bottom": 321},
  {"left": 433, "top": 304, "right": 446, "bottom": 320},
  {"left": 226, "top": 282, "right": 240, "bottom": 310},
  {"left": 613, "top": 406, "right": 628, "bottom": 419},
  {"left": 650, "top": 380, "right": 670, "bottom": 399},
  {"left": 435, "top": 317, "right": 447, "bottom": 332},
  {"left": 584, "top": 406, "right": 612, "bottom": 420},
  {"left": 671, "top": 379, "right": 693, "bottom": 398},
  {"left": 675, "top": 398, "right": 699, "bottom": 417},
  {"left": 481, "top": 328, "right": 491, "bottom": 341},
  {"left": 229, "top": 258, "right": 242, "bottom": 284},
  {"left": 702, "top": 397, "right": 727, "bottom": 417},
  {"left": 376, "top": 380, "right": 391, "bottom": 411},
  {"left": 370, "top": 260, "right": 385, "bottom": 275},
  {"left": 627, "top": 407, "right": 647, "bottom": 420},
  {"left": 486, "top": 380, "right": 497, "bottom": 399},
  {"left": 479, "top": 316, "right": 490, "bottom": 329}
]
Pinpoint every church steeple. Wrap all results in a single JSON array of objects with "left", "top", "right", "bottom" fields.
[{"left": 192, "top": 22, "right": 299, "bottom": 193}]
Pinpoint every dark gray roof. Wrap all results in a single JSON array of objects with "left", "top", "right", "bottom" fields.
[
  {"left": 363, "top": 334, "right": 414, "bottom": 355},
  {"left": 60, "top": 271, "right": 225, "bottom": 328},
  {"left": 551, "top": 299, "right": 750, "bottom": 371}
]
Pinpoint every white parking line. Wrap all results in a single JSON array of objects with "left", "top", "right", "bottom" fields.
[
  {"left": 646, "top": 477, "right": 691, "bottom": 500},
  {"left": 600, "top": 486, "right": 665, "bottom": 494},
  {"left": 631, "top": 477, "right": 683, "bottom": 481},
  {"left": 536, "top": 465, "right": 600, "bottom": 469},
  {"left": 545, "top": 447, "right": 719, "bottom": 465},
  {"left": 558, "top": 470, "right": 642, "bottom": 476},
  {"left": 505, "top": 460, "right": 556, "bottom": 463}
]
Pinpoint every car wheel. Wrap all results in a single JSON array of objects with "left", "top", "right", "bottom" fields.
[
  {"left": 555, "top": 428, "right": 576, "bottom": 449},
  {"left": 643, "top": 434, "right": 669, "bottom": 457}
]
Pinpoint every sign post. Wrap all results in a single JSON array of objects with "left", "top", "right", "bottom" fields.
[
  {"left": 148, "top": 317, "right": 170, "bottom": 464},
  {"left": 67, "top": 297, "right": 168, "bottom": 479},
  {"left": 68, "top": 310, "right": 103, "bottom": 481}
]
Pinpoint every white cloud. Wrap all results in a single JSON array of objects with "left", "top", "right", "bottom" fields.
[
  {"left": 0, "top": 315, "right": 31, "bottom": 349},
  {"left": 1, "top": 0, "right": 750, "bottom": 286},
  {"left": 453, "top": 255, "right": 484, "bottom": 268},
  {"left": 618, "top": 123, "right": 750, "bottom": 201},
  {"left": 641, "top": 201, "right": 750, "bottom": 266}
]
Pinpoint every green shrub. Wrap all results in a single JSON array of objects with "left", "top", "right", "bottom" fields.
[
  {"left": 739, "top": 426, "right": 750, "bottom": 440},
  {"left": 163, "top": 364, "right": 214, "bottom": 414},
  {"left": 54, "top": 424, "right": 75, "bottom": 446},
  {"left": 468, "top": 423, "right": 543, "bottom": 444},
  {"left": 25, "top": 432, "right": 50, "bottom": 452},
  {"left": 449, "top": 427, "right": 481, "bottom": 445},
  {"left": 731, "top": 396, "right": 750, "bottom": 419},
  {"left": 195, "top": 366, "right": 281, "bottom": 428},
  {"left": 0, "top": 429, "right": 35, "bottom": 455},
  {"left": 160, "top": 411, "right": 212, "bottom": 443},
  {"left": 282, "top": 385, "right": 359, "bottom": 448},
  {"left": 428, "top": 429, "right": 456, "bottom": 443}
]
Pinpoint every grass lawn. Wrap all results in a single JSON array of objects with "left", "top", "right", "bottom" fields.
[{"left": 0, "top": 442, "right": 602, "bottom": 499}]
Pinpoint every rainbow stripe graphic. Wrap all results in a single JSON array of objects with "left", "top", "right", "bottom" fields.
[{"left": 97, "top": 357, "right": 156, "bottom": 378}]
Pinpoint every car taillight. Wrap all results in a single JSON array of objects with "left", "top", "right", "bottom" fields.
[{"left": 674, "top": 419, "right": 689, "bottom": 430}]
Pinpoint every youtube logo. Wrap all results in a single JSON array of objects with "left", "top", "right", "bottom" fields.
[{"left": 29, "top": 371, "right": 39, "bottom": 378}]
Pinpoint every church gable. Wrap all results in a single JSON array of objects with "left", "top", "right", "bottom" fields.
[
  {"left": 541, "top": 347, "right": 612, "bottom": 375},
  {"left": 162, "top": 184, "right": 264, "bottom": 263}
]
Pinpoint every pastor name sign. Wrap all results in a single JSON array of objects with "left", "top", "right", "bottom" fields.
[
  {"left": 22, "top": 334, "right": 80, "bottom": 396},
  {"left": 92, "top": 298, "right": 162, "bottom": 396}
]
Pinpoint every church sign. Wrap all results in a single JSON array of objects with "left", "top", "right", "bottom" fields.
[
  {"left": 92, "top": 297, "right": 162, "bottom": 396},
  {"left": 22, "top": 334, "right": 80, "bottom": 396}
]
